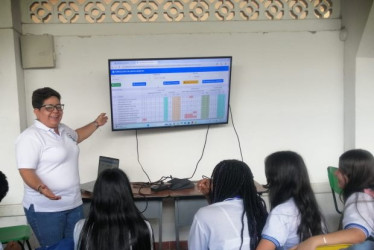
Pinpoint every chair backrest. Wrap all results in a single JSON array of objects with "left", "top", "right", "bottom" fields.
[
  {"left": 0, "top": 224, "right": 32, "bottom": 249},
  {"left": 327, "top": 166, "right": 343, "bottom": 214},
  {"left": 327, "top": 166, "right": 342, "bottom": 194}
]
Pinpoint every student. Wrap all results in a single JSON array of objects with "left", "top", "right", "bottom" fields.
[
  {"left": 74, "top": 168, "right": 153, "bottom": 250},
  {"left": 257, "top": 151, "right": 325, "bottom": 250},
  {"left": 293, "top": 149, "right": 374, "bottom": 250},
  {"left": 188, "top": 159, "right": 268, "bottom": 250}
]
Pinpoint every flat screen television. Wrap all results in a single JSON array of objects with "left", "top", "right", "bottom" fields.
[{"left": 108, "top": 56, "right": 232, "bottom": 131}]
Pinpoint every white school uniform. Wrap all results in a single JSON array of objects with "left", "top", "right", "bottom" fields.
[
  {"left": 343, "top": 192, "right": 374, "bottom": 238},
  {"left": 261, "top": 198, "right": 300, "bottom": 249},
  {"left": 188, "top": 198, "right": 251, "bottom": 250}
]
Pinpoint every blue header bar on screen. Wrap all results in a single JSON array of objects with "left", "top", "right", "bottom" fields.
[{"left": 110, "top": 66, "right": 229, "bottom": 75}]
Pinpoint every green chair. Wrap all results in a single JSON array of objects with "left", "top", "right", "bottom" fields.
[
  {"left": 0, "top": 225, "right": 32, "bottom": 250},
  {"left": 327, "top": 166, "right": 343, "bottom": 214}
]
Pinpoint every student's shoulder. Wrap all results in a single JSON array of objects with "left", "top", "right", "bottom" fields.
[
  {"left": 270, "top": 198, "right": 298, "bottom": 215},
  {"left": 195, "top": 202, "right": 224, "bottom": 217},
  {"left": 347, "top": 192, "right": 374, "bottom": 202}
]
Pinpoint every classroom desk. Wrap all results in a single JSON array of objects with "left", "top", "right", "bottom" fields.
[
  {"left": 169, "top": 183, "right": 208, "bottom": 250},
  {"left": 81, "top": 180, "right": 267, "bottom": 250},
  {"left": 131, "top": 182, "right": 169, "bottom": 249},
  {"left": 131, "top": 182, "right": 208, "bottom": 250}
]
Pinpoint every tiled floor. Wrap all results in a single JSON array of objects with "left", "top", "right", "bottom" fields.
[{"left": 155, "top": 241, "right": 188, "bottom": 250}]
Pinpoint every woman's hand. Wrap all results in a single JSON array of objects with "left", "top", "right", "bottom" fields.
[
  {"left": 18, "top": 169, "right": 61, "bottom": 200},
  {"left": 39, "top": 184, "right": 61, "bottom": 200},
  {"left": 197, "top": 178, "right": 211, "bottom": 196},
  {"left": 95, "top": 113, "right": 108, "bottom": 127},
  {"left": 291, "top": 236, "right": 321, "bottom": 250},
  {"left": 292, "top": 229, "right": 366, "bottom": 250},
  {"left": 290, "top": 241, "right": 316, "bottom": 250},
  {"left": 76, "top": 112, "right": 108, "bottom": 143}
]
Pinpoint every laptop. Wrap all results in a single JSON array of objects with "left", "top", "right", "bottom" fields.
[{"left": 80, "top": 156, "right": 120, "bottom": 192}]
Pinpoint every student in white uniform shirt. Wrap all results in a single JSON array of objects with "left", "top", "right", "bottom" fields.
[
  {"left": 256, "top": 151, "right": 326, "bottom": 250},
  {"left": 74, "top": 168, "right": 153, "bottom": 250},
  {"left": 15, "top": 87, "right": 108, "bottom": 248},
  {"left": 294, "top": 149, "right": 374, "bottom": 250},
  {"left": 188, "top": 160, "right": 268, "bottom": 250}
]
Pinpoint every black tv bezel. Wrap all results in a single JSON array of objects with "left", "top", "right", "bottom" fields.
[{"left": 108, "top": 56, "right": 232, "bottom": 131}]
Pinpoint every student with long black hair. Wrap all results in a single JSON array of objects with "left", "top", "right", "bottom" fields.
[
  {"left": 257, "top": 151, "right": 326, "bottom": 250},
  {"left": 74, "top": 168, "right": 153, "bottom": 250},
  {"left": 188, "top": 159, "right": 268, "bottom": 250},
  {"left": 294, "top": 149, "right": 374, "bottom": 250}
]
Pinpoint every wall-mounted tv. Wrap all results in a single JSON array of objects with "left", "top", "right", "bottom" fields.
[{"left": 108, "top": 56, "right": 232, "bottom": 131}]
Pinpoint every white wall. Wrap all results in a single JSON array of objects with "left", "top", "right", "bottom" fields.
[
  {"left": 20, "top": 31, "right": 344, "bottom": 187},
  {"left": 341, "top": 0, "right": 374, "bottom": 150},
  {"left": 355, "top": 3, "right": 374, "bottom": 152},
  {"left": 0, "top": 0, "right": 28, "bottom": 226},
  {"left": 356, "top": 57, "right": 374, "bottom": 151}
]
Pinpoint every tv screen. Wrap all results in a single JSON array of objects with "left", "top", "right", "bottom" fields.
[{"left": 108, "top": 56, "right": 232, "bottom": 131}]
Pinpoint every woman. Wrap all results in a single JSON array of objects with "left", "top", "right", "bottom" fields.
[
  {"left": 188, "top": 159, "right": 268, "bottom": 250},
  {"left": 15, "top": 87, "right": 108, "bottom": 248},
  {"left": 74, "top": 168, "right": 153, "bottom": 250},
  {"left": 257, "top": 151, "right": 325, "bottom": 250},
  {"left": 293, "top": 149, "right": 374, "bottom": 250}
]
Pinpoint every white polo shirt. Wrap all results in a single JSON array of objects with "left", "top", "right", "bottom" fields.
[
  {"left": 261, "top": 198, "right": 300, "bottom": 249},
  {"left": 188, "top": 198, "right": 251, "bottom": 250},
  {"left": 15, "top": 120, "right": 82, "bottom": 212},
  {"left": 343, "top": 192, "right": 374, "bottom": 238}
]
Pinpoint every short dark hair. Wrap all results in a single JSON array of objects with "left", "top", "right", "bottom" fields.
[
  {"left": 32, "top": 87, "right": 61, "bottom": 109},
  {"left": 0, "top": 171, "right": 9, "bottom": 202}
]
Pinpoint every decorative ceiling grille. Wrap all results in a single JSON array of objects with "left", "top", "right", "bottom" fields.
[{"left": 25, "top": 0, "right": 335, "bottom": 23}]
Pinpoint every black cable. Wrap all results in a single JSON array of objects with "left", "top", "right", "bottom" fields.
[
  {"left": 135, "top": 130, "right": 152, "bottom": 183},
  {"left": 134, "top": 132, "right": 152, "bottom": 214},
  {"left": 229, "top": 104, "right": 243, "bottom": 161},
  {"left": 188, "top": 125, "right": 210, "bottom": 179},
  {"left": 136, "top": 183, "right": 149, "bottom": 213},
  {"left": 136, "top": 106, "right": 241, "bottom": 182}
]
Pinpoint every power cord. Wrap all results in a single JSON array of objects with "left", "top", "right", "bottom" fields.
[
  {"left": 135, "top": 104, "right": 243, "bottom": 192},
  {"left": 188, "top": 104, "right": 243, "bottom": 179},
  {"left": 229, "top": 104, "right": 243, "bottom": 162},
  {"left": 135, "top": 129, "right": 152, "bottom": 183},
  {"left": 188, "top": 125, "right": 210, "bottom": 179}
]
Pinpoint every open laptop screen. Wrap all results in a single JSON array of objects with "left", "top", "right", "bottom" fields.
[
  {"left": 80, "top": 156, "right": 120, "bottom": 192},
  {"left": 97, "top": 156, "right": 120, "bottom": 177}
]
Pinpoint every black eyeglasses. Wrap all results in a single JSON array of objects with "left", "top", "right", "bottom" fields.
[{"left": 40, "top": 104, "right": 64, "bottom": 112}]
